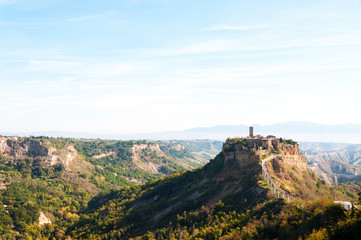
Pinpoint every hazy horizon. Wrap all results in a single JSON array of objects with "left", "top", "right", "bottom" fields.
[{"left": 2, "top": 121, "right": 361, "bottom": 144}]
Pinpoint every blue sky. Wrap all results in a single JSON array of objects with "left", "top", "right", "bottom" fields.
[{"left": 1, "top": 0, "right": 361, "bottom": 134}]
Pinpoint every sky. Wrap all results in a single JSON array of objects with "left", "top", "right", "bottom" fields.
[{"left": 1, "top": 0, "right": 361, "bottom": 134}]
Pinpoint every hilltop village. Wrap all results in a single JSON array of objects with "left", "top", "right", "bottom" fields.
[
  {"left": 221, "top": 127, "right": 306, "bottom": 172},
  {"left": 224, "top": 127, "right": 298, "bottom": 151}
]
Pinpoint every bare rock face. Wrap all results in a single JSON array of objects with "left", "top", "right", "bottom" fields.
[
  {"left": 279, "top": 144, "right": 300, "bottom": 155},
  {"left": 0, "top": 138, "right": 86, "bottom": 171},
  {"left": 131, "top": 143, "right": 169, "bottom": 174},
  {"left": 39, "top": 211, "right": 52, "bottom": 226},
  {"left": 0, "top": 139, "right": 49, "bottom": 159},
  {"left": 214, "top": 137, "right": 307, "bottom": 181},
  {"left": 214, "top": 146, "right": 261, "bottom": 181},
  {"left": 48, "top": 145, "right": 79, "bottom": 170},
  {"left": 279, "top": 144, "right": 308, "bottom": 169},
  {"left": 304, "top": 144, "right": 361, "bottom": 185}
]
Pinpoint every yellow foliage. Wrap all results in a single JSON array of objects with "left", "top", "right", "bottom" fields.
[
  {"left": 65, "top": 212, "right": 80, "bottom": 221},
  {"left": 305, "top": 228, "right": 328, "bottom": 240}
]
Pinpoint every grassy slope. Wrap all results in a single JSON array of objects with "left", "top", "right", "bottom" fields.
[{"left": 267, "top": 157, "right": 344, "bottom": 201}]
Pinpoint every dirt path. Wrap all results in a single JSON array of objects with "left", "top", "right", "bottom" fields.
[{"left": 262, "top": 154, "right": 293, "bottom": 201}]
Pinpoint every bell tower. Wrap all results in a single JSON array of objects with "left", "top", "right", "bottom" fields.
[{"left": 249, "top": 126, "right": 254, "bottom": 137}]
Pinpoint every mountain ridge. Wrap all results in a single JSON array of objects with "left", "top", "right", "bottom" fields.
[{"left": 2, "top": 121, "right": 361, "bottom": 143}]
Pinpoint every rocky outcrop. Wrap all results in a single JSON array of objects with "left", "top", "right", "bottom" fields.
[
  {"left": 215, "top": 137, "right": 306, "bottom": 181},
  {"left": 131, "top": 143, "right": 169, "bottom": 174},
  {"left": 48, "top": 145, "right": 79, "bottom": 170},
  {"left": 38, "top": 211, "right": 52, "bottom": 226},
  {"left": 0, "top": 138, "right": 48, "bottom": 159},
  {"left": 280, "top": 144, "right": 308, "bottom": 169},
  {"left": 214, "top": 147, "right": 260, "bottom": 181},
  {"left": 0, "top": 138, "right": 83, "bottom": 171}
]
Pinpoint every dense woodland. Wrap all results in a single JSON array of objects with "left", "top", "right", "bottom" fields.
[{"left": 0, "top": 137, "right": 221, "bottom": 239}]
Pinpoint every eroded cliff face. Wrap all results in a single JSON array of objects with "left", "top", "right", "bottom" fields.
[
  {"left": 279, "top": 144, "right": 308, "bottom": 169},
  {"left": 304, "top": 144, "right": 361, "bottom": 185},
  {"left": 214, "top": 146, "right": 260, "bottom": 181},
  {"left": 0, "top": 138, "right": 100, "bottom": 196},
  {"left": 131, "top": 143, "right": 169, "bottom": 174},
  {"left": 0, "top": 139, "right": 49, "bottom": 159},
  {"left": 214, "top": 138, "right": 307, "bottom": 181},
  {"left": 305, "top": 145, "right": 361, "bottom": 165},
  {"left": 0, "top": 138, "right": 84, "bottom": 171}
]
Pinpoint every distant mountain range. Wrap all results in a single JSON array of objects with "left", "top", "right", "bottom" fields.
[{"left": 1, "top": 122, "right": 361, "bottom": 143}]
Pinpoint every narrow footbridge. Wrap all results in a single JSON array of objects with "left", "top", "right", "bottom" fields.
[{"left": 262, "top": 154, "right": 293, "bottom": 202}]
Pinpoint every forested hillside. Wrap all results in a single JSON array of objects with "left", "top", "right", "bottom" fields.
[
  {"left": 67, "top": 137, "right": 361, "bottom": 239},
  {"left": 0, "top": 136, "right": 221, "bottom": 239},
  {"left": 0, "top": 136, "right": 360, "bottom": 239}
]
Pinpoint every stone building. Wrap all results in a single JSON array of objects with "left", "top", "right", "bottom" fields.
[
  {"left": 245, "top": 127, "right": 280, "bottom": 150},
  {"left": 249, "top": 126, "right": 254, "bottom": 137}
]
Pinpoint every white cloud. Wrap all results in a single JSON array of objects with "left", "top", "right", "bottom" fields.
[
  {"left": 151, "top": 39, "right": 240, "bottom": 56},
  {"left": 68, "top": 14, "right": 106, "bottom": 22},
  {"left": 0, "top": 0, "right": 16, "bottom": 6},
  {"left": 23, "top": 60, "right": 83, "bottom": 72},
  {"left": 3, "top": 50, "right": 158, "bottom": 79},
  {"left": 78, "top": 62, "right": 148, "bottom": 77},
  {"left": 200, "top": 24, "right": 268, "bottom": 32},
  {"left": 0, "top": 21, "right": 41, "bottom": 26},
  {"left": 146, "top": 34, "right": 361, "bottom": 57}
]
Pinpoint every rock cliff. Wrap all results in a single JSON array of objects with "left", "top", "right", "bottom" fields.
[
  {"left": 217, "top": 137, "right": 307, "bottom": 180},
  {"left": 0, "top": 138, "right": 83, "bottom": 171},
  {"left": 0, "top": 138, "right": 49, "bottom": 159},
  {"left": 279, "top": 143, "right": 307, "bottom": 169},
  {"left": 214, "top": 143, "right": 260, "bottom": 181}
]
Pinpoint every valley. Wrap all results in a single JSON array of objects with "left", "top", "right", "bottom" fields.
[
  {"left": 3, "top": 1, "right": 361, "bottom": 239},
  {"left": 300, "top": 142, "right": 361, "bottom": 185}
]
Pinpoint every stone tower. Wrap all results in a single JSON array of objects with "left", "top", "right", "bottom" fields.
[{"left": 249, "top": 126, "right": 254, "bottom": 137}]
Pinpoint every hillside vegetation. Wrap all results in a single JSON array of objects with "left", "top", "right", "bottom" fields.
[
  {"left": 0, "top": 136, "right": 360, "bottom": 239},
  {"left": 67, "top": 138, "right": 360, "bottom": 239},
  {"left": 0, "top": 136, "right": 221, "bottom": 239}
]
